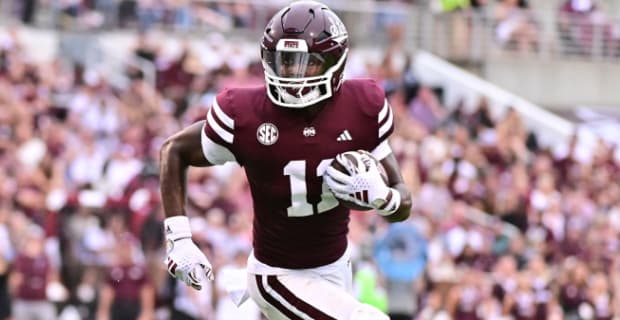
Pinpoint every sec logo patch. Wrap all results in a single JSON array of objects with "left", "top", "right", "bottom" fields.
[{"left": 257, "top": 123, "right": 279, "bottom": 145}]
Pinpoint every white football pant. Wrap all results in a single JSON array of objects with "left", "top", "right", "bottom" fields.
[{"left": 245, "top": 249, "right": 388, "bottom": 320}]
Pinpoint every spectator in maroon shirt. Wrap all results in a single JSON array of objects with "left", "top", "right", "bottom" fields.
[
  {"left": 447, "top": 270, "right": 485, "bottom": 319},
  {"left": 96, "top": 233, "right": 154, "bottom": 320},
  {"left": 8, "top": 224, "right": 57, "bottom": 320},
  {"left": 557, "top": 219, "right": 589, "bottom": 262},
  {"left": 558, "top": 259, "right": 589, "bottom": 317},
  {"left": 505, "top": 273, "right": 537, "bottom": 320},
  {"left": 526, "top": 255, "right": 552, "bottom": 320},
  {"left": 491, "top": 255, "right": 519, "bottom": 304},
  {"left": 585, "top": 272, "right": 613, "bottom": 320}
]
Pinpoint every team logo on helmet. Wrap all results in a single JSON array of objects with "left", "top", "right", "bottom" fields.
[{"left": 257, "top": 123, "right": 279, "bottom": 145}]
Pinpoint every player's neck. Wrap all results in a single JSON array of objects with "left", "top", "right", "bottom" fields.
[{"left": 298, "top": 102, "right": 327, "bottom": 123}]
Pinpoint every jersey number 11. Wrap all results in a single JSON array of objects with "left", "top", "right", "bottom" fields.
[{"left": 283, "top": 159, "right": 339, "bottom": 217}]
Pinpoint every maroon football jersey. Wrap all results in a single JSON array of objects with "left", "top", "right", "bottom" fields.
[
  {"left": 106, "top": 265, "right": 150, "bottom": 302},
  {"left": 202, "top": 79, "right": 394, "bottom": 268},
  {"left": 13, "top": 254, "right": 50, "bottom": 301}
]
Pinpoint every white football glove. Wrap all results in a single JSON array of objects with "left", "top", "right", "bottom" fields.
[
  {"left": 324, "top": 153, "right": 401, "bottom": 216},
  {"left": 164, "top": 216, "right": 214, "bottom": 290}
]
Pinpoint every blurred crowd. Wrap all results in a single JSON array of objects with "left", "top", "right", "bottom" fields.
[
  {"left": 435, "top": 0, "right": 620, "bottom": 57},
  {"left": 5, "top": 0, "right": 620, "bottom": 58},
  {"left": 1, "top": 4, "right": 620, "bottom": 320},
  {"left": 6, "top": 0, "right": 417, "bottom": 31},
  {"left": 388, "top": 75, "right": 620, "bottom": 320}
]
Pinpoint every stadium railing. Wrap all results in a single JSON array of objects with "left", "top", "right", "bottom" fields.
[
  {"left": 3, "top": 1, "right": 620, "bottom": 64},
  {"left": 420, "top": 7, "right": 620, "bottom": 64}
]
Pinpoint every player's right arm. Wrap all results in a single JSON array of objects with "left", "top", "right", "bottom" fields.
[
  {"left": 160, "top": 91, "right": 238, "bottom": 289},
  {"left": 160, "top": 120, "right": 216, "bottom": 289},
  {"left": 160, "top": 120, "right": 212, "bottom": 217}
]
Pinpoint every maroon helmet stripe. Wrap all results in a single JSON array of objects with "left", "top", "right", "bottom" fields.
[
  {"left": 255, "top": 275, "right": 304, "bottom": 320},
  {"left": 267, "top": 275, "right": 337, "bottom": 320}
]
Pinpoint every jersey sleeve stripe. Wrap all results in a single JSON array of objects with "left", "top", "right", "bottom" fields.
[
  {"left": 201, "top": 123, "right": 236, "bottom": 165},
  {"left": 378, "top": 99, "right": 389, "bottom": 124},
  {"left": 207, "top": 107, "right": 234, "bottom": 144},
  {"left": 212, "top": 98, "right": 234, "bottom": 129},
  {"left": 378, "top": 102, "right": 393, "bottom": 138}
]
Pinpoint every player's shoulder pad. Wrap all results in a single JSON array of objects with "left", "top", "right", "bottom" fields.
[
  {"left": 214, "top": 86, "right": 265, "bottom": 124},
  {"left": 344, "top": 79, "right": 386, "bottom": 117},
  {"left": 214, "top": 87, "right": 235, "bottom": 119}
]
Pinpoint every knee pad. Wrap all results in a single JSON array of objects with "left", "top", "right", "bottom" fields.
[{"left": 349, "top": 303, "right": 390, "bottom": 320}]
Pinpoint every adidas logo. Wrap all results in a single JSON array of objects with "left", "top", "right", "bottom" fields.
[{"left": 336, "top": 130, "right": 353, "bottom": 141}]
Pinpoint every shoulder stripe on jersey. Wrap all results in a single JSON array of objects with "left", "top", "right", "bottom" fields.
[
  {"left": 207, "top": 107, "right": 234, "bottom": 144},
  {"left": 378, "top": 102, "right": 393, "bottom": 138},
  {"left": 200, "top": 124, "right": 236, "bottom": 164},
  {"left": 378, "top": 99, "right": 390, "bottom": 124},
  {"left": 212, "top": 98, "right": 234, "bottom": 129}
]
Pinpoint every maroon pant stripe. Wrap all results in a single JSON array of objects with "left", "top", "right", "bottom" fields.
[
  {"left": 255, "top": 275, "right": 304, "bottom": 320},
  {"left": 267, "top": 275, "right": 337, "bottom": 320}
]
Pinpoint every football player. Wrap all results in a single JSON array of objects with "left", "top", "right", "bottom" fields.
[{"left": 160, "top": 1, "right": 412, "bottom": 319}]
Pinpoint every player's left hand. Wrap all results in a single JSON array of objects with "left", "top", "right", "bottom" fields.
[{"left": 324, "top": 153, "right": 394, "bottom": 211}]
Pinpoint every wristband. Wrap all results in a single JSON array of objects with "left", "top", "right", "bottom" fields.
[{"left": 164, "top": 216, "right": 192, "bottom": 241}]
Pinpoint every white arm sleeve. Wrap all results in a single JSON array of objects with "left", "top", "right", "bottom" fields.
[
  {"left": 371, "top": 140, "right": 392, "bottom": 161},
  {"left": 200, "top": 124, "right": 237, "bottom": 165}
]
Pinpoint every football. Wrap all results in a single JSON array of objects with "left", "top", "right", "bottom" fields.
[{"left": 329, "top": 150, "right": 389, "bottom": 211}]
